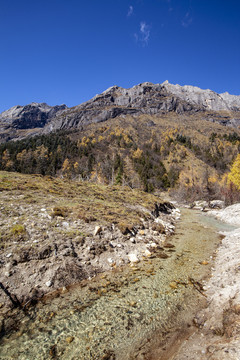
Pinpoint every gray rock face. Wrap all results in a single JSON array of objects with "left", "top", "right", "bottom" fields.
[
  {"left": 0, "top": 81, "right": 240, "bottom": 141},
  {"left": 42, "top": 82, "right": 198, "bottom": 133},
  {"left": 0, "top": 102, "right": 67, "bottom": 129},
  {"left": 46, "top": 81, "right": 240, "bottom": 133},
  {"left": 161, "top": 81, "right": 240, "bottom": 111}
]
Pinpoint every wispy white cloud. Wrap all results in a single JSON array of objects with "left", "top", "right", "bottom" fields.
[
  {"left": 182, "top": 11, "right": 193, "bottom": 27},
  {"left": 140, "top": 22, "right": 150, "bottom": 43},
  {"left": 127, "top": 5, "right": 133, "bottom": 17},
  {"left": 135, "top": 21, "right": 150, "bottom": 46}
]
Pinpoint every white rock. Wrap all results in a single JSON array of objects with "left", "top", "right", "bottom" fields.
[
  {"left": 209, "top": 200, "right": 224, "bottom": 209},
  {"left": 149, "top": 242, "right": 157, "bottom": 248},
  {"left": 144, "top": 249, "right": 152, "bottom": 257},
  {"left": 108, "top": 258, "right": 114, "bottom": 264},
  {"left": 62, "top": 221, "right": 69, "bottom": 228},
  {"left": 209, "top": 203, "right": 240, "bottom": 226},
  {"left": 128, "top": 253, "right": 139, "bottom": 263},
  {"left": 94, "top": 226, "right": 102, "bottom": 236},
  {"left": 6, "top": 253, "right": 12, "bottom": 258},
  {"left": 45, "top": 280, "right": 52, "bottom": 287}
]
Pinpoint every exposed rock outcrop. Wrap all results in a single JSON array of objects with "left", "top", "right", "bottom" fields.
[
  {"left": 0, "top": 102, "right": 67, "bottom": 135},
  {"left": 0, "top": 81, "right": 240, "bottom": 142}
]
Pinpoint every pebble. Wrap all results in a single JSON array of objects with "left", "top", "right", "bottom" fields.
[
  {"left": 129, "top": 301, "right": 137, "bottom": 307},
  {"left": 144, "top": 249, "right": 152, "bottom": 257},
  {"left": 128, "top": 254, "right": 139, "bottom": 263},
  {"left": 66, "top": 336, "right": 74, "bottom": 344},
  {"left": 169, "top": 282, "right": 178, "bottom": 289},
  {"left": 45, "top": 280, "right": 52, "bottom": 287},
  {"left": 94, "top": 226, "right": 102, "bottom": 236}
]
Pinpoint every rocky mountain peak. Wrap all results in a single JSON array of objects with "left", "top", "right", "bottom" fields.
[
  {"left": 160, "top": 81, "right": 240, "bottom": 111},
  {"left": 0, "top": 102, "right": 67, "bottom": 130},
  {"left": 0, "top": 81, "right": 240, "bottom": 142}
]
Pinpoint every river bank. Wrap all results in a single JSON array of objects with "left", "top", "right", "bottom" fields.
[
  {"left": 158, "top": 204, "right": 240, "bottom": 360},
  {"left": 146, "top": 204, "right": 240, "bottom": 360}
]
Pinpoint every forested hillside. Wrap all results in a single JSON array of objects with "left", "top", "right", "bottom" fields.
[{"left": 0, "top": 112, "right": 240, "bottom": 203}]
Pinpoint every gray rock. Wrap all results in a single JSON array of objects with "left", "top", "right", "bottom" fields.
[{"left": 0, "top": 102, "right": 67, "bottom": 130}]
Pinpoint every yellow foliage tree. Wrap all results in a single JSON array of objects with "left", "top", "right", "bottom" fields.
[
  {"left": 132, "top": 148, "right": 143, "bottom": 159},
  {"left": 62, "top": 158, "right": 72, "bottom": 178},
  {"left": 228, "top": 154, "right": 240, "bottom": 190}
]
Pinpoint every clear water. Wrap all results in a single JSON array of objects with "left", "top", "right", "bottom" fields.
[{"left": 0, "top": 209, "right": 235, "bottom": 360}]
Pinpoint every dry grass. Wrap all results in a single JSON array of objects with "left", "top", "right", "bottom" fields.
[{"left": 0, "top": 171, "right": 160, "bottom": 227}]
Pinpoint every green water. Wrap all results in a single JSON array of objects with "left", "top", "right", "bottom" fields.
[{"left": 0, "top": 209, "right": 234, "bottom": 360}]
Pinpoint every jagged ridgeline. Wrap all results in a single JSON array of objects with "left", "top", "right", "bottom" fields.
[{"left": 0, "top": 81, "right": 240, "bottom": 199}]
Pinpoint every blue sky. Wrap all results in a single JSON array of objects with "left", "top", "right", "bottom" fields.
[{"left": 0, "top": 0, "right": 240, "bottom": 112}]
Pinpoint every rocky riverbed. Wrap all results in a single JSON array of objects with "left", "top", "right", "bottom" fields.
[
  {"left": 0, "top": 172, "right": 179, "bottom": 316},
  {"left": 1, "top": 171, "right": 239, "bottom": 360},
  {"left": 0, "top": 205, "right": 225, "bottom": 359},
  {"left": 158, "top": 204, "right": 240, "bottom": 360}
]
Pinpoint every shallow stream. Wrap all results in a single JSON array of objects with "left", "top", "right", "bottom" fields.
[{"left": 0, "top": 209, "right": 236, "bottom": 360}]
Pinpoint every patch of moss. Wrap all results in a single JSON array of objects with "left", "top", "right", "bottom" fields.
[
  {"left": 51, "top": 206, "right": 68, "bottom": 218},
  {"left": 11, "top": 224, "right": 26, "bottom": 235}
]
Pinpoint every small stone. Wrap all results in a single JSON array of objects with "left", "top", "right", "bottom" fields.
[
  {"left": 149, "top": 242, "right": 157, "bottom": 248},
  {"left": 164, "top": 243, "right": 175, "bottom": 248},
  {"left": 233, "top": 304, "right": 240, "bottom": 314},
  {"left": 94, "top": 226, "right": 102, "bottom": 236},
  {"left": 144, "top": 249, "right": 152, "bottom": 257},
  {"left": 158, "top": 252, "right": 169, "bottom": 259},
  {"left": 130, "top": 237, "right": 136, "bottom": 243},
  {"left": 201, "top": 260, "right": 209, "bottom": 265},
  {"left": 6, "top": 253, "right": 12, "bottom": 258},
  {"left": 128, "top": 254, "right": 139, "bottom": 263},
  {"left": 129, "top": 301, "right": 137, "bottom": 307},
  {"left": 66, "top": 336, "right": 74, "bottom": 344},
  {"left": 169, "top": 282, "right": 178, "bottom": 289},
  {"left": 45, "top": 280, "right": 52, "bottom": 287}
]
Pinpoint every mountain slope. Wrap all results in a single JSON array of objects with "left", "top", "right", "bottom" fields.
[
  {"left": 0, "top": 81, "right": 240, "bottom": 142},
  {"left": 0, "top": 81, "right": 240, "bottom": 202}
]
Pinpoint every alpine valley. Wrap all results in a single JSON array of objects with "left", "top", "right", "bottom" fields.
[
  {"left": 0, "top": 81, "right": 240, "bottom": 201},
  {"left": 1, "top": 82, "right": 240, "bottom": 360}
]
